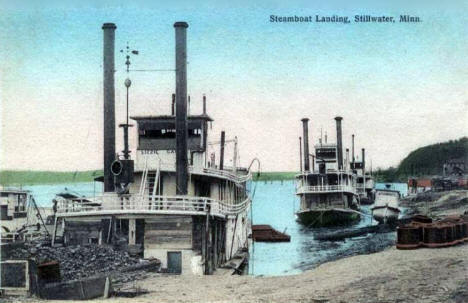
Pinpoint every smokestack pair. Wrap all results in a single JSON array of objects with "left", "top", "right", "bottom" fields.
[
  {"left": 302, "top": 117, "right": 343, "bottom": 171},
  {"left": 102, "top": 22, "right": 190, "bottom": 195}
]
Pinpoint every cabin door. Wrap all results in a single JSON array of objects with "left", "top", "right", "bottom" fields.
[
  {"left": 194, "top": 180, "right": 211, "bottom": 197},
  {"left": 167, "top": 251, "right": 182, "bottom": 274}
]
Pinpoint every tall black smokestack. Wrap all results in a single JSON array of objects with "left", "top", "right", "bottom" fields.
[
  {"left": 188, "top": 95, "right": 191, "bottom": 116},
  {"left": 203, "top": 95, "right": 206, "bottom": 115},
  {"left": 171, "top": 93, "right": 175, "bottom": 115},
  {"left": 301, "top": 118, "right": 310, "bottom": 171},
  {"left": 174, "top": 21, "right": 189, "bottom": 195},
  {"left": 346, "top": 148, "right": 349, "bottom": 169},
  {"left": 352, "top": 134, "right": 355, "bottom": 164},
  {"left": 219, "top": 131, "right": 225, "bottom": 170},
  {"left": 299, "top": 137, "right": 303, "bottom": 172},
  {"left": 362, "top": 148, "right": 366, "bottom": 171},
  {"left": 335, "top": 116, "right": 343, "bottom": 170},
  {"left": 102, "top": 23, "right": 116, "bottom": 192}
]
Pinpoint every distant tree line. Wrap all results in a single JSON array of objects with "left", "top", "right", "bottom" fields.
[{"left": 374, "top": 137, "right": 468, "bottom": 182}]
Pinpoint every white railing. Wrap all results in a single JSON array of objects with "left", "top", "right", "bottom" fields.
[
  {"left": 296, "top": 185, "right": 356, "bottom": 194},
  {"left": 135, "top": 159, "right": 251, "bottom": 184},
  {"left": 56, "top": 195, "right": 250, "bottom": 218},
  {"left": 190, "top": 167, "right": 251, "bottom": 183}
]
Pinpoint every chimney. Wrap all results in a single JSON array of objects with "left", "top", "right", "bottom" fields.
[
  {"left": 188, "top": 95, "right": 191, "bottom": 116},
  {"left": 301, "top": 118, "right": 310, "bottom": 171},
  {"left": 219, "top": 131, "right": 225, "bottom": 170},
  {"left": 335, "top": 116, "right": 343, "bottom": 170},
  {"left": 362, "top": 148, "right": 366, "bottom": 171},
  {"left": 351, "top": 134, "right": 355, "bottom": 164},
  {"left": 171, "top": 93, "right": 175, "bottom": 115},
  {"left": 174, "top": 21, "right": 189, "bottom": 195},
  {"left": 203, "top": 94, "right": 206, "bottom": 115},
  {"left": 299, "top": 136, "right": 303, "bottom": 172},
  {"left": 102, "top": 23, "right": 116, "bottom": 193},
  {"left": 346, "top": 148, "right": 349, "bottom": 169}
]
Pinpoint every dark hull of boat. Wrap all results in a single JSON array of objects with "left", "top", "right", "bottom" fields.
[{"left": 296, "top": 209, "right": 360, "bottom": 227}]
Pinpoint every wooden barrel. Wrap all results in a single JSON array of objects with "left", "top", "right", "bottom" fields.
[
  {"left": 423, "top": 223, "right": 447, "bottom": 248},
  {"left": 411, "top": 215, "right": 432, "bottom": 224},
  {"left": 454, "top": 223, "right": 464, "bottom": 244},
  {"left": 445, "top": 223, "right": 456, "bottom": 246},
  {"left": 397, "top": 223, "right": 422, "bottom": 249}
]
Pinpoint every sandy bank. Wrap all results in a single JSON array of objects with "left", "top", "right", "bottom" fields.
[{"left": 44, "top": 242, "right": 467, "bottom": 303}]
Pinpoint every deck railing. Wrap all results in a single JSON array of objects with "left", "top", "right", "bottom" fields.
[
  {"left": 136, "top": 160, "right": 251, "bottom": 184},
  {"left": 296, "top": 185, "right": 356, "bottom": 194},
  {"left": 189, "top": 167, "right": 251, "bottom": 183},
  {"left": 56, "top": 194, "right": 250, "bottom": 218}
]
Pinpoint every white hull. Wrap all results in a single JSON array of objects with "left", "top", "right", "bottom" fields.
[{"left": 371, "top": 207, "right": 400, "bottom": 223}]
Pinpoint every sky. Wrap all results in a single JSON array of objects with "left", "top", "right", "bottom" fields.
[{"left": 1, "top": 1, "right": 467, "bottom": 172}]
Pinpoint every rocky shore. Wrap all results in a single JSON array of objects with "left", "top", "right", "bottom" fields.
[{"left": 48, "top": 241, "right": 465, "bottom": 303}]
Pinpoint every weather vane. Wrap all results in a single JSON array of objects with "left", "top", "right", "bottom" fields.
[
  {"left": 119, "top": 42, "right": 139, "bottom": 159},
  {"left": 121, "top": 42, "right": 139, "bottom": 73}
]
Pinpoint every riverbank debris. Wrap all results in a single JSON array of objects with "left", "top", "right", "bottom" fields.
[
  {"left": 314, "top": 224, "right": 394, "bottom": 241},
  {"left": 397, "top": 213, "right": 468, "bottom": 249},
  {"left": 251, "top": 225, "right": 291, "bottom": 242}
]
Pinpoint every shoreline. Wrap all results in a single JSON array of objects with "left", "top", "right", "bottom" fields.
[
  {"left": 5, "top": 190, "right": 468, "bottom": 302},
  {"left": 41, "top": 244, "right": 467, "bottom": 303}
]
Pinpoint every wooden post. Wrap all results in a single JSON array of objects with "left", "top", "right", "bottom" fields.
[
  {"left": 219, "top": 131, "right": 225, "bottom": 170},
  {"left": 129, "top": 219, "right": 136, "bottom": 245},
  {"left": 204, "top": 206, "right": 210, "bottom": 274},
  {"left": 51, "top": 216, "right": 58, "bottom": 246}
]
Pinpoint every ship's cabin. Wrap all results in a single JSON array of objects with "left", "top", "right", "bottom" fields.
[
  {"left": 132, "top": 114, "right": 212, "bottom": 171},
  {"left": 296, "top": 142, "right": 357, "bottom": 196},
  {"left": 302, "top": 172, "right": 355, "bottom": 187},
  {"left": 0, "top": 189, "right": 29, "bottom": 220},
  {"left": 128, "top": 114, "right": 249, "bottom": 200}
]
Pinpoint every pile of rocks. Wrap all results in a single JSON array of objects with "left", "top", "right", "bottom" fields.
[{"left": 8, "top": 242, "right": 144, "bottom": 282}]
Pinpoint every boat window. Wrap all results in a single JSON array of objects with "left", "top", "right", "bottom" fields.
[
  {"left": 188, "top": 128, "right": 201, "bottom": 137},
  {"left": 140, "top": 129, "right": 176, "bottom": 139},
  {"left": 316, "top": 148, "right": 337, "bottom": 159}
]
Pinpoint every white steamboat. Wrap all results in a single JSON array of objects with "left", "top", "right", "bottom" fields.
[{"left": 52, "top": 22, "right": 255, "bottom": 275}]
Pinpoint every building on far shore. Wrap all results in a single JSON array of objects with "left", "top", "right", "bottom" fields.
[{"left": 443, "top": 157, "right": 467, "bottom": 177}]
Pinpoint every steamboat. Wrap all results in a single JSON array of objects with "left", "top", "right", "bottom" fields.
[
  {"left": 349, "top": 134, "right": 375, "bottom": 205},
  {"left": 295, "top": 117, "right": 360, "bottom": 227},
  {"left": 51, "top": 22, "right": 255, "bottom": 275}
]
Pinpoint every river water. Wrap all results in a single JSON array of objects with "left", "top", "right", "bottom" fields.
[
  {"left": 248, "top": 180, "right": 407, "bottom": 276},
  {"left": 17, "top": 180, "right": 407, "bottom": 276}
]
